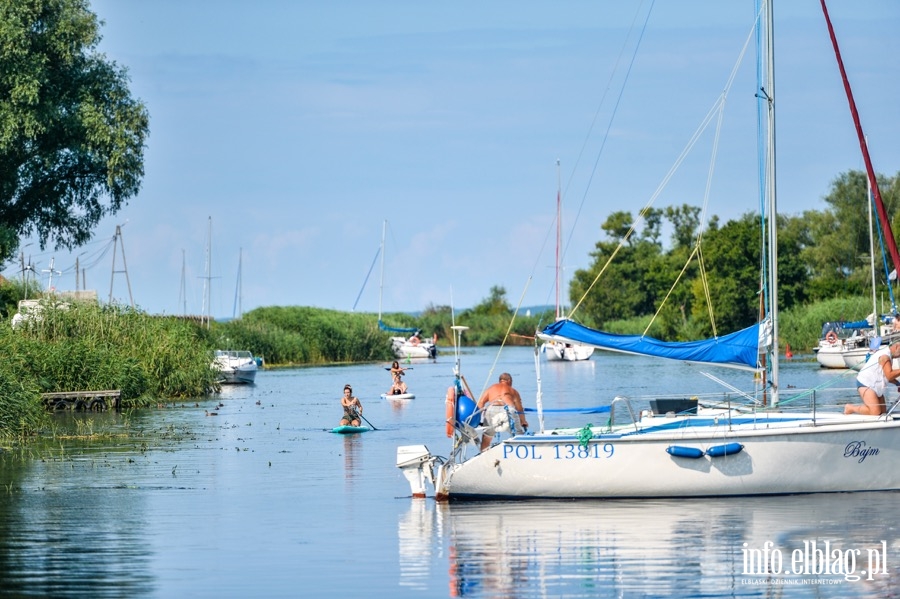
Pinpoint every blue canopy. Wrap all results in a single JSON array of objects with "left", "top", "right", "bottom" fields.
[
  {"left": 540, "top": 319, "right": 762, "bottom": 371},
  {"left": 378, "top": 319, "right": 418, "bottom": 334}
]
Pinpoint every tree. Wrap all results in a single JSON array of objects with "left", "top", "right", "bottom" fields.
[{"left": 0, "top": 0, "right": 149, "bottom": 261}]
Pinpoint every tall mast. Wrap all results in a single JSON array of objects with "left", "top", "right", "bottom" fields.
[
  {"left": 868, "top": 165, "right": 877, "bottom": 324},
  {"left": 555, "top": 159, "right": 562, "bottom": 320},
  {"left": 765, "top": 0, "right": 780, "bottom": 405},
  {"left": 202, "top": 217, "right": 212, "bottom": 329},
  {"left": 378, "top": 220, "right": 386, "bottom": 322}
]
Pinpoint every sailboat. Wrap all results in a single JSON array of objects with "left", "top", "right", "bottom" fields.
[
  {"left": 542, "top": 160, "right": 594, "bottom": 362},
  {"left": 377, "top": 220, "right": 437, "bottom": 360},
  {"left": 396, "top": 1, "right": 900, "bottom": 500}
]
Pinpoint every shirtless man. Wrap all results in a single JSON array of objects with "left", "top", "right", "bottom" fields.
[{"left": 476, "top": 373, "right": 528, "bottom": 451}]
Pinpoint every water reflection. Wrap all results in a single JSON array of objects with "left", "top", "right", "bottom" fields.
[
  {"left": 0, "top": 450, "right": 155, "bottom": 598},
  {"left": 399, "top": 494, "right": 900, "bottom": 598},
  {"left": 343, "top": 434, "right": 362, "bottom": 482}
]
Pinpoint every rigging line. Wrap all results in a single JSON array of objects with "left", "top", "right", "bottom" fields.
[
  {"left": 535, "top": 2, "right": 655, "bottom": 314},
  {"left": 568, "top": 96, "right": 723, "bottom": 318},
  {"left": 562, "top": 0, "right": 655, "bottom": 271},
  {"left": 698, "top": 371, "right": 760, "bottom": 404},
  {"left": 697, "top": 244, "right": 717, "bottom": 339},
  {"left": 480, "top": 276, "right": 532, "bottom": 400},
  {"left": 641, "top": 244, "right": 699, "bottom": 337},
  {"left": 569, "top": 13, "right": 762, "bottom": 320},
  {"left": 352, "top": 245, "right": 380, "bottom": 312}
]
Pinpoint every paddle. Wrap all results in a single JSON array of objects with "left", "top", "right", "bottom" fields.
[
  {"left": 354, "top": 407, "right": 378, "bottom": 431},
  {"left": 384, "top": 367, "right": 413, "bottom": 371}
]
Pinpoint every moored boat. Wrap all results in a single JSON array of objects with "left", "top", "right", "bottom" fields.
[{"left": 212, "top": 349, "right": 259, "bottom": 384}]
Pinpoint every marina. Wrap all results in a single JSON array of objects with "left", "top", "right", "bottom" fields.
[{"left": 1, "top": 347, "right": 896, "bottom": 597}]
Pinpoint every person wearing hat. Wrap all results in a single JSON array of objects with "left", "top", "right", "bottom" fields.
[{"left": 339, "top": 384, "right": 363, "bottom": 426}]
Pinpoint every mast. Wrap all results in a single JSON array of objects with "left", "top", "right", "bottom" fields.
[
  {"left": 868, "top": 169, "right": 877, "bottom": 325},
  {"left": 202, "top": 217, "right": 212, "bottom": 329},
  {"left": 378, "top": 220, "right": 386, "bottom": 322},
  {"left": 555, "top": 159, "right": 562, "bottom": 320},
  {"left": 764, "top": 0, "right": 780, "bottom": 405},
  {"left": 233, "top": 248, "right": 243, "bottom": 320},
  {"left": 820, "top": 0, "right": 900, "bottom": 278}
]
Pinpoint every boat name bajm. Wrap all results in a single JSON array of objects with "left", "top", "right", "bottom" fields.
[{"left": 843, "top": 440, "right": 879, "bottom": 463}]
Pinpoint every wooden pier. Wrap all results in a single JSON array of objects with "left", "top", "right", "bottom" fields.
[{"left": 41, "top": 390, "right": 120, "bottom": 412}]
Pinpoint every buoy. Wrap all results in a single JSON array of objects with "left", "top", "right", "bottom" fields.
[
  {"left": 825, "top": 331, "right": 838, "bottom": 344},
  {"left": 445, "top": 387, "right": 456, "bottom": 437},
  {"left": 785, "top": 343, "right": 793, "bottom": 359},
  {"left": 456, "top": 394, "right": 480, "bottom": 428}
]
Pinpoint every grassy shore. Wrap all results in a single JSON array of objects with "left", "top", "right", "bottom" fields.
[{"left": 0, "top": 291, "right": 877, "bottom": 441}]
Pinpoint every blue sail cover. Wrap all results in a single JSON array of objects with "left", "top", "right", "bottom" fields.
[
  {"left": 541, "top": 319, "right": 761, "bottom": 371},
  {"left": 378, "top": 319, "right": 418, "bottom": 334}
]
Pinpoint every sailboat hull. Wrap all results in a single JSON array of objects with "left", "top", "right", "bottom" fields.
[
  {"left": 542, "top": 341, "right": 594, "bottom": 361},
  {"left": 391, "top": 336, "right": 437, "bottom": 360},
  {"left": 440, "top": 415, "right": 900, "bottom": 499}
]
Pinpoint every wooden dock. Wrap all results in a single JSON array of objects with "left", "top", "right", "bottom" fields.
[{"left": 41, "top": 390, "right": 120, "bottom": 412}]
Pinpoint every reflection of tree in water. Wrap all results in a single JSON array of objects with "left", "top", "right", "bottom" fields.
[{"left": 0, "top": 449, "right": 155, "bottom": 597}]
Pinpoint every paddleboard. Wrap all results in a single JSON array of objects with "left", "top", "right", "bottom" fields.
[
  {"left": 331, "top": 425, "right": 369, "bottom": 434},
  {"left": 381, "top": 392, "right": 415, "bottom": 400}
]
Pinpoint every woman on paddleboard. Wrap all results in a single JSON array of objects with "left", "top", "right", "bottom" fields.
[{"left": 340, "top": 384, "right": 363, "bottom": 426}]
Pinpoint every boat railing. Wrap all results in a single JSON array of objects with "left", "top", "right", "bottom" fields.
[{"left": 608, "top": 396, "right": 640, "bottom": 433}]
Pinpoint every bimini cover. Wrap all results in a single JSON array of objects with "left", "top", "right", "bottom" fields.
[
  {"left": 540, "top": 319, "right": 761, "bottom": 371},
  {"left": 378, "top": 319, "right": 418, "bottom": 334}
]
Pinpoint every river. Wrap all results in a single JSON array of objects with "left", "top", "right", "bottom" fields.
[{"left": 1, "top": 346, "right": 898, "bottom": 598}]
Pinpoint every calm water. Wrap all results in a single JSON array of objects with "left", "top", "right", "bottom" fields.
[{"left": 1, "top": 346, "right": 899, "bottom": 598}]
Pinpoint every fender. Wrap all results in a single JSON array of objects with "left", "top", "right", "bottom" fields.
[{"left": 445, "top": 386, "right": 456, "bottom": 437}]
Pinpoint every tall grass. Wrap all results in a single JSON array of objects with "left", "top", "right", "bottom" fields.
[
  {"left": 4, "top": 302, "right": 220, "bottom": 408},
  {"left": 234, "top": 307, "right": 395, "bottom": 364}
]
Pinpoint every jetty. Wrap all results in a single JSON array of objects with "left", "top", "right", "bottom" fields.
[{"left": 41, "top": 390, "right": 120, "bottom": 412}]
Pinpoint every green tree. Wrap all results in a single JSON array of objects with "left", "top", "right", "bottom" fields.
[{"left": 0, "top": 0, "right": 149, "bottom": 261}]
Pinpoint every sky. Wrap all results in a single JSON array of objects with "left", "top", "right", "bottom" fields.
[{"left": 4, "top": 1, "right": 899, "bottom": 320}]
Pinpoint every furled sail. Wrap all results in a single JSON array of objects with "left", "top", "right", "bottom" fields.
[
  {"left": 539, "top": 319, "right": 761, "bottom": 371},
  {"left": 378, "top": 319, "right": 418, "bottom": 334}
]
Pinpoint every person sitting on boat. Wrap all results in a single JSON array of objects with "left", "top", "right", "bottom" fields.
[
  {"left": 340, "top": 384, "right": 363, "bottom": 426},
  {"left": 847, "top": 342, "right": 900, "bottom": 416},
  {"left": 388, "top": 373, "right": 408, "bottom": 396},
  {"left": 475, "top": 373, "right": 528, "bottom": 451},
  {"left": 892, "top": 314, "right": 900, "bottom": 332}
]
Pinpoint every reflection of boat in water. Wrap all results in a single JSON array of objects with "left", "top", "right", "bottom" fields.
[{"left": 397, "top": 496, "right": 898, "bottom": 596}]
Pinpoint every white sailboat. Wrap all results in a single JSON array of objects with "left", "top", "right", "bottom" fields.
[
  {"left": 397, "top": 0, "right": 900, "bottom": 500},
  {"left": 377, "top": 220, "right": 437, "bottom": 360},
  {"left": 542, "top": 160, "right": 594, "bottom": 362}
]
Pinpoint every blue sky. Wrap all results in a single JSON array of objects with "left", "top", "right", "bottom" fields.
[{"left": 5, "top": 1, "right": 899, "bottom": 320}]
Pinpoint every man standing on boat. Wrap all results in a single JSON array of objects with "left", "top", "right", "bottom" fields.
[
  {"left": 848, "top": 342, "right": 900, "bottom": 415},
  {"left": 476, "top": 373, "right": 528, "bottom": 451}
]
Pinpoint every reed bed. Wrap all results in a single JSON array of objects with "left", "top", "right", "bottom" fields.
[{"left": 0, "top": 302, "right": 220, "bottom": 439}]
